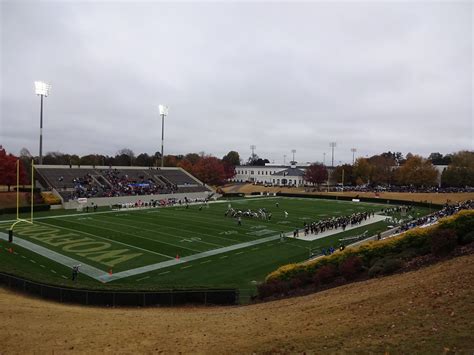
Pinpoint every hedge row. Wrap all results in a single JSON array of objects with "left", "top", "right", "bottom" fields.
[{"left": 259, "top": 210, "right": 474, "bottom": 299}]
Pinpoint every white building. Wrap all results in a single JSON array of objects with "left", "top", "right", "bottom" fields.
[{"left": 231, "top": 164, "right": 308, "bottom": 186}]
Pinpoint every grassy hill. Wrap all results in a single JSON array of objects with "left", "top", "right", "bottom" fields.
[{"left": 1, "top": 253, "right": 472, "bottom": 353}]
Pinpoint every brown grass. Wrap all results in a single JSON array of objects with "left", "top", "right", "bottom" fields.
[
  {"left": 223, "top": 184, "right": 474, "bottom": 204},
  {"left": 1, "top": 254, "right": 473, "bottom": 354}
]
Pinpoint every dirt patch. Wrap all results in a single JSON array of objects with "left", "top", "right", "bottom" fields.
[{"left": 1, "top": 254, "right": 473, "bottom": 354}]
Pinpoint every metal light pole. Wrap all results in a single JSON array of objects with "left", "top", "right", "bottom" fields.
[
  {"left": 351, "top": 148, "right": 357, "bottom": 165},
  {"left": 329, "top": 142, "right": 337, "bottom": 167},
  {"left": 283, "top": 154, "right": 287, "bottom": 165},
  {"left": 34, "top": 81, "right": 51, "bottom": 165},
  {"left": 291, "top": 149, "right": 296, "bottom": 164},
  {"left": 250, "top": 145, "right": 256, "bottom": 162},
  {"left": 323, "top": 152, "right": 326, "bottom": 165},
  {"left": 159, "top": 104, "right": 169, "bottom": 168}
]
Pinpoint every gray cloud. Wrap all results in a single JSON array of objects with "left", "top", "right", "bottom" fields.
[{"left": 1, "top": 1, "right": 472, "bottom": 164}]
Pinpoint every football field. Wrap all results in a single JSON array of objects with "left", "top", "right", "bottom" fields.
[{"left": 0, "top": 197, "right": 431, "bottom": 297}]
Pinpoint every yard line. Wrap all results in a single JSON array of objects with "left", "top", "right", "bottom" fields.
[
  {"left": 181, "top": 265, "right": 192, "bottom": 269},
  {"left": 98, "top": 216, "right": 224, "bottom": 248},
  {"left": 131, "top": 213, "right": 245, "bottom": 243},
  {"left": 235, "top": 252, "right": 244, "bottom": 255},
  {"left": 50, "top": 218, "right": 202, "bottom": 254},
  {"left": 219, "top": 255, "right": 228, "bottom": 259},
  {"left": 200, "top": 260, "right": 212, "bottom": 264},
  {"left": 158, "top": 271, "right": 170, "bottom": 275},
  {"left": 36, "top": 221, "right": 175, "bottom": 259},
  {"left": 136, "top": 276, "right": 150, "bottom": 281},
  {"left": 251, "top": 247, "right": 259, "bottom": 251}
]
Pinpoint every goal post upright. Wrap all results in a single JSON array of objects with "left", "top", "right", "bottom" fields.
[{"left": 9, "top": 159, "right": 35, "bottom": 242}]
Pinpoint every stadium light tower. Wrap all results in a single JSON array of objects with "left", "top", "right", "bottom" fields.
[
  {"left": 351, "top": 148, "right": 357, "bottom": 165},
  {"left": 283, "top": 154, "right": 287, "bottom": 165},
  {"left": 250, "top": 145, "right": 256, "bottom": 162},
  {"left": 329, "top": 142, "right": 337, "bottom": 167},
  {"left": 159, "top": 104, "right": 169, "bottom": 168},
  {"left": 34, "top": 81, "right": 51, "bottom": 165},
  {"left": 291, "top": 149, "right": 296, "bottom": 164}
]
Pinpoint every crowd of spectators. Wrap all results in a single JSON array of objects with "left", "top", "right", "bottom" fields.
[
  {"left": 68, "top": 169, "right": 178, "bottom": 200},
  {"left": 398, "top": 200, "right": 474, "bottom": 232},
  {"left": 335, "top": 185, "right": 474, "bottom": 193}
]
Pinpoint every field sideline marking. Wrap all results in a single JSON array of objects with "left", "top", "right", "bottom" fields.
[
  {"left": 99, "top": 232, "right": 288, "bottom": 283},
  {"left": 0, "top": 196, "right": 280, "bottom": 225},
  {"left": 0, "top": 231, "right": 106, "bottom": 281}
]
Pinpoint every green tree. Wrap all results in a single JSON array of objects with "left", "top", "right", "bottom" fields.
[
  {"left": 441, "top": 151, "right": 474, "bottom": 187},
  {"left": 222, "top": 151, "right": 240, "bottom": 166}
]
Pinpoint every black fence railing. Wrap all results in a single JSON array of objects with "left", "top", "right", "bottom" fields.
[{"left": 0, "top": 272, "right": 239, "bottom": 307}]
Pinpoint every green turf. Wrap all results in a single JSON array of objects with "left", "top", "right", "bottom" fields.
[{"left": 0, "top": 197, "right": 432, "bottom": 300}]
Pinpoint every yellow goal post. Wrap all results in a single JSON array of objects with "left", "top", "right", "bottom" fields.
[{"left": 8, "top": 159, "right": 35, "bottom": 242}]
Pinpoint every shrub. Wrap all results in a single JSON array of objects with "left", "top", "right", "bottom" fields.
[
  {"left": 459, "top": 231, "right": 474, "bottom": 245},
  {"left": 257, "top": 279, "right": 291, "bottom": 299},
  {"left": 431, "top": 229, "right": 457, "bottom": 257},
  {"left": 397, "top": 248, "right": 418, "bottom": 260},
  {"left": 381, "top": 258, "right": 403, "bottom": 274},
  {"left": 316, "top": 264, "right": 337, "bottom": 284},
  {"left": 368, "top": 264, "right": 383, "bottom": 278},
  {"left": 368, "top": 257, "right": 403, "bottom": 277},
  {"left": 339, "top": 256, "right": 363, "bottom": 281}
]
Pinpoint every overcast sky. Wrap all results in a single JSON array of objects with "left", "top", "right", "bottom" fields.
[{"left": 1, "top": 1, "right": 472, "bottom": 165}]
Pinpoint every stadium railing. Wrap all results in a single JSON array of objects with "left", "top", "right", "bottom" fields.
[{"left": 0, "top": 272, "right": 239, "bottom": 307}]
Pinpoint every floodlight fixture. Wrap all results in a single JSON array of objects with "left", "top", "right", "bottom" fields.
[
  {"left": 291, "top": 149, "right": 296, "bottom": 164},
  {"left": 159, "top": 104, "right": 169, "bottom": 168},
  {"left": 35, "top": 81, "right": 51, "bottom": 97},
  {"left": 159, "top": 104, "right": 169, "bottom": 116}
]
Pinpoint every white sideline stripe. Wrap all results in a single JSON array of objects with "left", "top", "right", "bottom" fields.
[
  {"left": 99, "top": 232, "right": 286, "bottom": 282},
  {"left": 0, "top": 232, "right": 107, "bottom": 281}
]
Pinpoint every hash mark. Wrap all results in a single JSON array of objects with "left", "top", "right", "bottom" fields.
[
  {"left": 136, "top": 276, "right": 150, "bottom": 281},
  {"left": 29, "top": 259, "right": 36, "bottom": 264},
  {"left": 235, "top": 251, "right": 244, "bottom": 255},
  {"left": 61, "top": 275, "right": 68, "bottom": 279},
  {"left": 219, "top": 255, "right": 228, "bottom": 259},
  {"left": 51, "top": 270, "right": 57, "bottom": 274},
  {"left": 40, "top": 265, "right": 45, "bottom": 268},
  {"left": 158, "top": 271, "right": 170, "bottom": 275},
  {"left": 200, "top": 260, "right": 212, "bottom": 264},
  {"left": 181, "top": 265, "right": 192, "bottom": 269},
  {"left": 21, "top": 256, "right": 26, "bottom": 259}
]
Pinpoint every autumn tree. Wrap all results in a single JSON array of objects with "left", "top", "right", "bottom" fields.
[
  {"left": 396, "top": 155, "right": 438, "bottom": 187},
  {"left": 0, "top": 146, "right": 28, "bottom": 191},
  {"left": 441, "top": 151, "right": 474, "bottom": 187},
  {"left": 368, "top": 154, "right": 396, "bottom": 185},
  {"left": 353, "top": 158, "right": 372, "bottom": 185},
  {"left": 192, "top": 156, "right": 227, "bottom": 185},
  {"left": 304, "top": 163, "right": 328, "bottom": 188}
]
